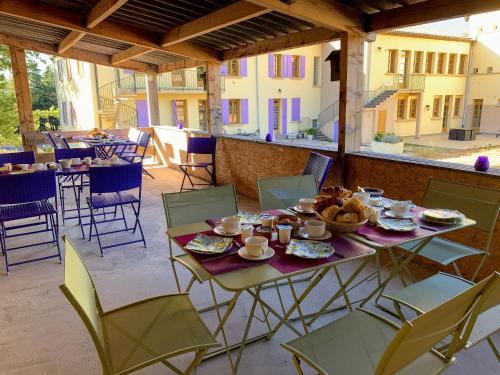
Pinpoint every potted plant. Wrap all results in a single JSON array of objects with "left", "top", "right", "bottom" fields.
[
  {"left": 305, "top": 128, "right": 317, "bottom": 140},
  {"left": 371, "top": 132, "right": 404, "bottom": 154}
]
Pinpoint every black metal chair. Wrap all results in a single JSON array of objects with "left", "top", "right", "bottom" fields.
[{"left": 179, "top": 137, "right": 216, "bottom": 192}]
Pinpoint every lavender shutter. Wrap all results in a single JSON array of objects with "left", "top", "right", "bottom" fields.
[
  {"left": 291, "top": 98, "right": 300, "bottom": 121},
  {"left": 240, "top": 99, "right": 248, "bottom": 124},
  {"left": 136, "top": 100, "right": 149, "bottom": 127},
  {"left": 240, "top": 58, "right": 247, "bottom": 77},
  {"left": 221, "top": 99, "right": 229, "bottom": 124},
  {"left": 268, "top": 99, "right": 274, "bottom": 134},
  {"left": 171, "top": 100, "right": 178, "bottom": 125},
  {"left": 268, "top": 54, "right": 274, "bottom": 77},
  {"left": 299, "top": 55, "right": 305, "bottom": 78},
  {"left": 281, "top": 98, "right": 287, "bottom": 135},
  {"left": 220, "top": 63, "right": 228, "bottom": 76},
  {"left": 285, "top": 55, "right": 293, "bottom": 78}
]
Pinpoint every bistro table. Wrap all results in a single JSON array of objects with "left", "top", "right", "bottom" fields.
[
  {"left": 74, "top": 136, "right": 137, "bottom": 159},
  {"left": 168, "top": 211, "right": 376, "bottom": 374}
]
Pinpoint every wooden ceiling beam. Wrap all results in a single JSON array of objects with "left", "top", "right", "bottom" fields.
[
  {"left": 87, "top": 0, "right": 128, "bottom": 28},
  {"left": 58, "top": 30, "right": 86, "bottom": 53},
  {"left": 111, "top": 45, "right": 152, "bottom": 64},
  {"left": 246, "top": 0, "right": 365, "bottom": 33},
  {"left": 223, "top": 27, "right": 340, "bottom": 60},
  {"left": 158, "top": 59, "right": 206, "bottom": 73},
  {"left": 161, "top": 1, "right": 270, "bottom": 46},
  {"left": 0, "top": 0, "right": 221, "bottom": 62},
  {"left": 0, "top": 31, "right": 149, "bottom": 72},
  {"left": 367, "top": 0, "right": 500, "bottom": 31}
]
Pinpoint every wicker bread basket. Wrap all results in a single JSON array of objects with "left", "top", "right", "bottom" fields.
[{"left": 313, "top": 210, "right": 367, "bottom": 233}]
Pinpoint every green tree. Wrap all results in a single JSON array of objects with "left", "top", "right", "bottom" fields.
[{"left": 0, "top": 75, "right": 21, "bottom": 147}]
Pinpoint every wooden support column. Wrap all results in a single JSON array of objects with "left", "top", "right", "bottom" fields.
[
  {"left": 206, "top": 61, "right": 222, "bottom": 135},
  {"left": 336, "top": 32, "right": 364, "bottom": 185},
  {"left": 145, "top": 65, "right": 160, "bottom": 126},
  {"left": 9, "top": 47, "right": 35, "bottom": 151}
]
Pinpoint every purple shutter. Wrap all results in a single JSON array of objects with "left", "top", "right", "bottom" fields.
[
  {"left": 240, "top": 58, "right": 247, "bottom": 77},
  {"left": 333, "top": 120, "right": 339, "bottom": 142},
  {"left": 220, "top": 63, "right": 228, "bottom": 76},
  {"left": 268, "top": 54, "right": 274, "bottom": 77},
  {"left": 268, "top": 99, "right": 274, "bottom": 134},
  {"left": 299, "top": 55, "right": 305, "bottom": 78},
  {"left": 171, "top": 100, "right": 178, "bottom": 125},
  {"left": 221, "top": 99, "right": 229, "bottom": 124},
  {"left": 240, "top": 99, "right": 248, "bottom": 124},
  {"left": 285, "top": 55, "right": 293, "bottom": 78},
  {"left": 62, "top": 102, "right": 67, "bottom": 124},
  {"left": 291, "top": 98, "right": 300, "bottom": 121},
  {"left": 136, "top": 100, "right": 149, "bottom": 127},
  {"left": 281, "top": 98, "right": 287, "bottom": 135}
]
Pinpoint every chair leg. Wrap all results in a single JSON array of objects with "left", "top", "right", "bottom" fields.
[
  {"left": 90, "top": 207, "right": 104, "bottom": 256},
  {"left": 486, "top": 337, "right": 500, "bottom": 362},
  {"left": 185, "top": 349, "right": 207, "bottom": 375},
  {"left": 131, "top": 203, "right": 146, "bottom": 247},
  {"left": 1, "top": 222, "right": 9, "bottom": 274},
  {"left": 180, "top": 167, "right": 188, "bottom": 192},
  {"left": 119, "top": 204, "right": 128, "bottom": 230},
  {"left": 292, "top": 355, "right": 305, "bottom": 375},
  {"left": 49, "top": 213, "right": 62, "bottom": 263}
]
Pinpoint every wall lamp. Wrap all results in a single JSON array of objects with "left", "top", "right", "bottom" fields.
[{"left": 425, "top": 104, "right": 430, "bottom": 111}]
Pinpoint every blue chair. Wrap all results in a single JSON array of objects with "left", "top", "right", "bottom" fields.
[
  {"left": 179, "top": 137, "right": 216, "bottom": 192},
  {"left": 113, "top": 128, "right": 141, "bottom": 156},
  {"left": 45, "top": 132, "right": 70, "bottom": 149},
  {"left": 119, "top": 131, "right": 154, "bottom": 179},
  {"left": 0, "top": 170, "right": 61, "bottom": 273},
  {"left": 303, "top": 152, "right": 333, "bottom": 190},
  {"left": 0, "top": 151, "right": 35, "bottom": 166},
  {"left": 87, "top": 163, "right": 146, "bottom": 256},
  {"left": 55, "top": 148, "right": 96, "bottom": 236}
]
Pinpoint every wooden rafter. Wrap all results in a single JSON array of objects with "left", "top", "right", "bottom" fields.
[
  {"left": 161, "top": 1, "right": 270, "bottom": 46},
  {"left": 367, "top": 0, "right": 500, "bottom": 31},
  {"left": 111, "top": 46, "right": 152, "bottom": 65},
  {"left": 246, "top": 0, "right": 365, "bottom": 32},
  {"left": 158, "top": 59, "right": 207, "bottom": 73},
  {"left": 223, "top": 27, "right": 341, "bottom": 60},
  {"left": 58, "top": 31, "right": 86, "bottom": 53}
]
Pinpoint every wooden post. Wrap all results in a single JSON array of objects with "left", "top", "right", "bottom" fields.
[
  {"left": 9, "top": 47, "right": 35, "bottom": 150},
  {"left": 336, "top": 32, "right": 364, "bottom": 185},
  {"left": 206, "top": 61, "right": 222, "bottom": 135},
  {"left": 145, "top": 65, "right": 160, "bottom": 126}
]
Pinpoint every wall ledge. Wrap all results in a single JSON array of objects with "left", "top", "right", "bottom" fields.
[{"left": 216, "top": 134, "right": 338, "bottom": 152}]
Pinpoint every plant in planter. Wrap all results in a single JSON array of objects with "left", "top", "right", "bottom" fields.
[
  {"left": 371, "top": 132, "right": 404, "bottom": 154},
  {"left": 305, "top": 128, "right": 317, "bottom": 140}
]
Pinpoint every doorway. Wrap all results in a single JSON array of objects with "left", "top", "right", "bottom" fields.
[
  {"left": 273, "top": 99, "right": 280, "bottom": 135},
  {"left": 442, "top": 95, "right": 452, "bottom": 132},
  {"left": 472, "top": 99, "right": 483, "bottom": 129},
  {"left": 398, "top": 50, "right": 410, "bottom": 89},
  {"left": 377, "top": 110, "right": 387, "bottom": 133}
]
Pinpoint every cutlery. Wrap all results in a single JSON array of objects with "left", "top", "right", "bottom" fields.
[
  {"left": 200, "top": 240, "right": 241, "bottom": 263},
  {"left": 419, "top": 225, "right": 438, "bottom": 232}
]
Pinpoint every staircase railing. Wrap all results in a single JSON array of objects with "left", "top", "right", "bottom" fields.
[
  {"left": 97, "top": 76, "right": 138, "bottom": 128},
  {"left": 363, "top": 74, "right": 426, "bottom": 106},
  {"left": 318, "top": 101, "right": 339, "bottom": 128}
]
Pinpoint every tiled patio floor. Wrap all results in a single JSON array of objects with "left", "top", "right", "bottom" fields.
[{"left": 0, "top": 167, "right": 498, "bottom": 375}]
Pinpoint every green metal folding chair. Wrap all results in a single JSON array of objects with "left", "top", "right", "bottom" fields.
[
  {"left": 281, "top": 271, "right": 499, "bottom": 375},
  {"left": 383, "top": 271, "right": 500, "bottom": 361},
  {"left": 257, "top": 174, "right": 318, "bottom": 211},
  {"left": 59, "top": 236, "right": 219, "bottom": 375},
  {"left": 162, "top": 185, "right": 238, "bottom": 293},
  {"left": 397, "top": 178, "right": 500, "bottom": 281}
]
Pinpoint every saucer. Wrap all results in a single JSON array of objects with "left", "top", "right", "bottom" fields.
[
  {"left": 213, "top": 225, "right": 242, "bottom": 236},
  {"left": 384, "top": 211, "right": 415, "bottom": 219},
  {"left": 298, "top": 228, "right": 332, "bottom": 240},
  {"left": 292, "top": 206, "right": 315, "bottom": 214},
  {"left": 238, "top": 246, "right": 275, "bottom": 261}
]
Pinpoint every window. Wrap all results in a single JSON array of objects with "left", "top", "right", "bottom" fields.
[
  {"left": 487, "top": 66, "right": 493, "bottom": 73},
  {"left": 453, "top": 96, "right": 462, "bottom": 116},
  {"left": 413, "top": 51, "right": 423, "bottom": 73},
  {"left": 77, "top": 61, "right": 84, "bottom": 77},
  {"left": 458, "top": 54, "right": 467, "bottom": 74},
  {"left": 448, "top": 54, "right": 457, "bottom": 74},
  {"left": 57, "top": 59, "right": 65, "bottom": 81},
  {"left": 425, "top": 52, "right": 435, "bottom": 74},
  {"left": 66, "top": 59, "right": 72, "bottom": 81},
  {"left": 61, "top": 102, "right": 67, "bottom": 124},
  {"left": 313, "top": 56, "right": 320, "bottom": 85},
  {"left": 408, "top": 98, "right": 417, "bottom": 119},
  {"left": 397, "top": 98, "right": 407, "bottom": 119},
  {"left": 437, "top": 53, "right": 446, "bottom": 74},
  {"left": 69, "top": 102, "right": 77, "bottom": 126},
  {"left": 432, "top": 96, "right": 442, "bottom": 117},
  {"left": 388, "top": 49, "right": 398, "bottom": 73},
  {"left": 274, "top": 54, "right": 283, "bottom": 78},
  {"left": 472, "top": 99, "right": 483, "bottom": 128},
  {"left": 196, "top": 66, "right": 205, "bottom": 88},
  {"left": 175, "top": 100, "right": 187, "bottom": 125},
  {"left": 228, "top": 99, "right": 240, "bottom": 124},
  {"left": 291, "top": 55, "right": 301, "bottom": 78},
  {"left": 227, "top": 59, "right": 240, "bottom": 76},
  {"left": 171, "top": 70, "right": 185, "bottom": 87},
  {"left": 198, "top": 99, "right": 207, "bottom": 131}
]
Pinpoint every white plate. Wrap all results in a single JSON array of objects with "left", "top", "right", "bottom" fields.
[
  {"left": 292, "top": 205, "right": 315, "bottom": 214},
  {"left": 213, "top": 225, "right": 242, "bottom": 236},
  {"left": 298, "top": 228, "right": 332, "bottom": 240},
  {"left": 385, "top": 211, "right": 415, "bottom": 219},
  {"left": 377, "top": 218, "right": 418, "bottom": 232},
  {"left": 238, "top": 246, "right": 275, "bottom": 261},
  {"left": 418, "top": 212, "right": 463, "bottom": 226}
]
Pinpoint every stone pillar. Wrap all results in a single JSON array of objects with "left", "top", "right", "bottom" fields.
[
  {"left": 206, "top": 61, "right": 222, "bottom": 135},
  {"left": 415, "top": 92, "right": 423, "bottom": 138},
  {"left": 145, "top": 65, "right": 160, "bottom": 126}
]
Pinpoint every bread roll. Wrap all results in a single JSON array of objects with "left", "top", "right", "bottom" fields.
[
  {"left": 322, "top": 205, "right": 341, "bottom": 221},
  {"left": 335, "top": 213, "right": 359, "bottom": 223}
]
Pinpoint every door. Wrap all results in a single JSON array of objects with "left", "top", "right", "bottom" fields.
[
  {"left": 472, "top": 99, "right": 483, "bottom": 129},
  {"left": 442, "top": 95, "right": 452, "bottom": 132},
  {"left": 377, "top": 110, "right": 387, "bottom": 133},
  {"left": 198, "top": 99, "right": 207, "bottom": 131},
  {"left": 135, "top": 100, "right": 149, "bottom": 128},
  {"left": 398, "top": 51, "right": 410, "bottom": 89},
  {"left": 273, "top": 99, "right": 280, "bottom": 135}
]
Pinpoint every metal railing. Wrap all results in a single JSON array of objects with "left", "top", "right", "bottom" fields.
[
  {"left": 363, "top": 74, "right": 426, "bottom": 105},
  {"left": 98, "top": 77, "right": 138, "bottom": 128},
  {"left": 318, "top": 101, "right": 339, "bottom": 128}
]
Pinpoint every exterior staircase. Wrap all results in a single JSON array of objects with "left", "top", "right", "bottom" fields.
[
  {"left": 363, "top": 74, "right": 426, "bottom": 109},
  {"left": 316, "top": 101, "right": 339, "bottom": 142},
  {"left": 364, "top": 89, "right": 397, "bottom": 108},
  {"left": 98, "top": 76, "right": 140, "bottom": 129}
]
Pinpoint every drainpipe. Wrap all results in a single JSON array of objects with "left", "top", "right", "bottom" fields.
[
  {"left": 255, "top": 55, "right": 260, "bottom": 137},
  {"left": 462, "top": 40, "right": 475, "bottom": 129},
  {"left": 94, "top": 64, "right": 103, "bottom": 129}
]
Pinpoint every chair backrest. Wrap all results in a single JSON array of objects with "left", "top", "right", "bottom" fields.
[
  {"left": 137, "top": 131, "right": 151, "bottom": 148},
  {"left": 90, "top": 162, "right": 142, "bottom": 194},
  {"left": 0, "top": 170, "right": 56, "bottom": 204},
  {"left": 128, "top": 128, "right": 141, "bottom": 142},
  {"left": 0, "top": 151, "right": 35, "bottom": 166},
  {"left": 59, "top": 236, "right": 110, "bottom": 374},
  {"left": 257, "top": 174, "right": 317, "bottom": 211},
  {"left": 44, "top": 132, "right": 59, "bottom": 148},
  {"left": 302, "top": 152, "right": 333, "bottom": 190},
  {"left": 162, "top": 185, "right": 238, "bottom": 228},
  {"left": 375, "top": 272, "right": 498, "bottom": 375},
  {"left": 186, "top": 136, "right": 216, "bottom": 157},
  {"left": 59, "top": 135, "right": 71, "bottom": 149},
  {"left": 55, "top": 147, "right": 96, "bottom": 161}
]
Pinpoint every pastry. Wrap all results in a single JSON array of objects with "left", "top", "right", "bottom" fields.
[
  {"left": 335, "top": 213, "right": 359, "bottom": 223},
  {"left": 322, "top": 205, "right": 341, "bottom": 221},
  {"left": 342, "top": 197, "right": 365, "bottom": 214}
]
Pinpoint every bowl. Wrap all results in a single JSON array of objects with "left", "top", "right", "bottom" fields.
[
  {"left": 361, "top": 187, "right": 384, "bottom": 198},
  {"left": 275, "top": 214, "right": 302, "bottom": 232}
]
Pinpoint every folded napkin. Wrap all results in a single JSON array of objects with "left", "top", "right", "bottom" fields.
[{"left": 185, "top": 233, "right": 233, "bottom": 254}]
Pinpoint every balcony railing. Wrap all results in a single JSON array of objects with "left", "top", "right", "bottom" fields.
[{"left": 363, "top": 74, "right": 426, "bottom": 105}]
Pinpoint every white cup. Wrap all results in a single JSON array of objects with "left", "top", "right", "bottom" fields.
[
  {"left": 84, "top": 157, "right": 92, "bottom": 166},
  {"left": 261, "top": 216, "right": 274, "bottom": 228},
  {"left": 59, "top": 159, "right": 72, "bottom": 169},
  {"left": 241, "top": 225, "right": 254, "bottom": 243},
  {"left": 3, "top": 163, "right": 12, "bottom": 171},
  {"left": 48, "top": 162, "right": 58, "bottom": 170},
  {"left": 221, "top": 216, "right": 241, "bottom": 234},
  {"left": 94, "top": 158, "right": 102, "bottom": 166},
  {"left": 71, "top": 158, "right": 81, "bottom": 165},
  {"left": 304, "top": 219, "right": 325, "bottom": 237},
  {"left": 298, "top": 198, "right": 316, "bottom": 212},
  {"left": 353, "top": 192, "right": 370, "bottom": 205},
  {"left": 391, "top": 202, "right": 411, "bottom": 217},
  {"left": 369, "top": 207, "right": 384, "bottom": 224},
  {"left": 33, "top": 163, "right": 45, "bottom": 171},
  {"left": 277, "top": 225, "right": 292, "bottom": 244},
  {"left": 369, "top": 197, "right": 383, "bottom": 207},
  {"left": 19, "top": 164, "right": 29, "bottom": 171},
  {"left": 245, "top": 236, "right": 268, "bottom": 257}
]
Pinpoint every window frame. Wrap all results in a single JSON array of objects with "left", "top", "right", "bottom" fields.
[
  {"left": 228, "top": 99, "right": 241, "bottom": 124},
  {"left": 437, "top": 53, "right": 446, "bottom": 74},
  {"left": 453, "top": 96, "right": 462, "bottom": 117},
  {"left": 408, "top": 97, "right": 418, "bottom": 119},
  {"left": 198, "top": 99, "right": 207, "bottom": 131},
  {"left": 227, "top": 59, "right": 240, "bottom": 77},
  {"left": 397, "top": 98, "right": 407, "bottom": 120},
  {"left": 413, "top": 51, "right": 423, "bottom": 73},
  {"left": 432, "top": 96, "right": 442, "bottom": 118},
  {"left": 313, "top": 56, "right": 320, "bottom": 86},
  {"left": 171, "top": 70, "right": 185, "bottom": 87},
  {"left": 425, "top": 52, "right": 435, "bottom": 74},
  {"left": 458, "top": 54, "right": 467, "bottom": 75},
  {"left": 291, "top": 55, "right": 301, "bottom": 78},
  {"left": 273, "top": 54, "right": 283, "bottom": 78},
  {"left": 175, "top": 99, "right": 188, "bottom": 126},
  {"left": 448, "top": 53, "right": 457, "bottom": 74},
  {"left": 387, "top": 49, "right": 398, "bottom": 73}
]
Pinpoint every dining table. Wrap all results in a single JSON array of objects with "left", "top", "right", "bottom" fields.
[
  {"left": 168, "top": 209, "right": 376, "bottom": 374},
  {"left": 73, "top": 136, "right": 137, "bottom": 159}
]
